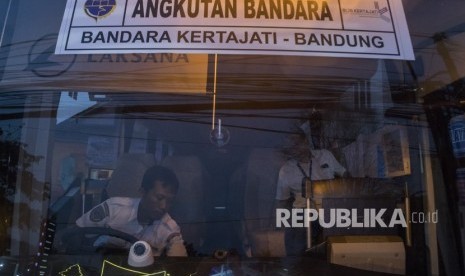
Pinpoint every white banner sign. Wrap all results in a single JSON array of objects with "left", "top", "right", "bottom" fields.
[{"left": 56, "top": 0, "right": 414, "bottom": 60}]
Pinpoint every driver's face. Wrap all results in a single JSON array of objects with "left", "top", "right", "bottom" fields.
[{"left": 139, "top": 181, "right": 176, "bottom": 224}]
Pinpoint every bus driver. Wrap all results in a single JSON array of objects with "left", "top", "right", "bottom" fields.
[{"left": 76, "top": 165, "right": 187, "bottom": 257}]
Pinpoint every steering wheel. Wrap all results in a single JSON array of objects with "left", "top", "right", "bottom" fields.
[{"left": 60, "top": 227, "right": 139, "bottom": 255}]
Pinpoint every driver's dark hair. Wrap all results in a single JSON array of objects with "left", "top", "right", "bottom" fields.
[{"left": 141, "top": 165, "right": 179, "bottom": 193}]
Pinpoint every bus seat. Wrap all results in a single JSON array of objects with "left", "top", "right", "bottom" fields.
[
  {"left": 105, "top": 153, "right": 156, "bottom": 198},
  {"left": 243, "top": 149, "right": 286, "bottom": 257},
  {"left": 161, "top": 155, "right": 208, "bottom": 254}
]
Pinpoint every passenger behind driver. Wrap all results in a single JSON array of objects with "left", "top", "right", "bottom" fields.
[
  {"left": 276, "top": 131, "right": 347, "bottom": 256},
  {"left": 76, "top": 165, "right": 187, "bottom": 257}
]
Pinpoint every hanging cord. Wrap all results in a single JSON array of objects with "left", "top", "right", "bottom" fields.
[
  {"left": 297, "top": 154, "right": 314, "bottom": 250},
  {"left": 211, "top": 54, "right": 218, "bottom": 130},
  {"left": 297, "top": 158, "right": 313, "bottom": 204}
]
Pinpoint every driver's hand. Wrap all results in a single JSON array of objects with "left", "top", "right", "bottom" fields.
[
  {"left": 165, "top": 234, "right": 187, "bottom": 257},
  {"left": 94, "top": 235, "right": 131, "bottom": 249}
]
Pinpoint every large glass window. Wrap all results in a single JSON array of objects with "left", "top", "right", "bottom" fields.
[{"left": 1, "top": 1, "right": 465, "bottom": 275}]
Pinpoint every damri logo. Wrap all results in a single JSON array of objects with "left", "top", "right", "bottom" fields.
[{"left": 84, "top": 0, "right": 117, "bottom": 21}]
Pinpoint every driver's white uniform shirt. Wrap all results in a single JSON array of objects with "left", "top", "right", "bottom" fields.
[{"left": 76, "top": 197, "right": 187, "bottom": 256}]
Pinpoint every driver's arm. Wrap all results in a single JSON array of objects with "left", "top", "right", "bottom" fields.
[{"left": 76, "top": 201, "right": 110, "bottom": 227}]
